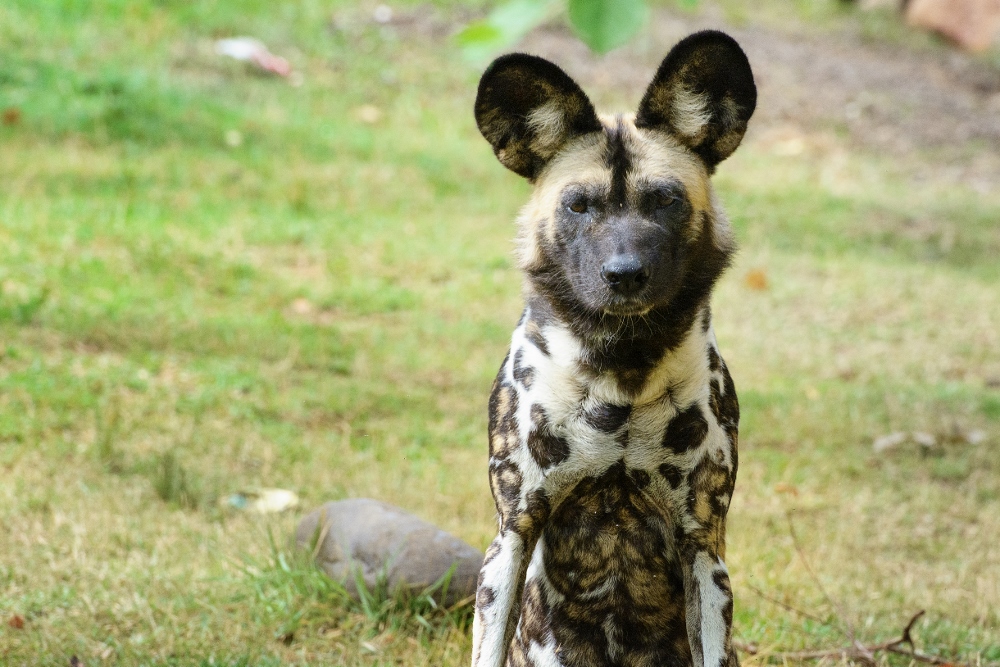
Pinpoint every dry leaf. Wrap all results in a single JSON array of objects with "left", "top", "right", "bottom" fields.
[
  {"left": 744, "top": 269, "right": 768, "bottom": 291},
  {"left": 291, "top": 297, "right": 313, "bottom": 315},
  {"left": 354, "top": 105, "right": 383, "bottom": 124},
  {"left": 2, "top": 108, "right": 21, "bottom": 126},
  {"left": 8, "top": 614, "right": 25, "bottom": 629},
  {"left": 775, "top": 482, "right": 800, "bottom": 497}
]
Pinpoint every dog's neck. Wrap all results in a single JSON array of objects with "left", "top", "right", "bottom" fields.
[{"left": 521, "top": 290, "right": 716, "bottom": 404}]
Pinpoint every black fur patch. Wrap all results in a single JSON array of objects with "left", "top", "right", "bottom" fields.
[
  {"left": 629, "top": 468, "right": 651, "bottom": 489},
  {"left": 483, "top": 538, "right": 502, "bottom": 565},
  {"left": 527, "top": 404, "right": 570, "bottom": 468},
  {"left": 524, "top": 317, "right": 550, "bottom": 357},
  {"left": 709, "top": 364, "right": 740, "bottom": 447},
  {"left": 488, "top": 377, "right": 519, "bottom": 461},
  {"left": 512, "top": 347, "right": 535, "bottom": 389},
  {"left": 707, "top": 346, "right": 721, "bottom": 372},
  {"left": 662, "top": 403, "right": 709, "bottom": 453},
  {"left": 477, "top": 585, "right": 496, "bottom": 608},
  {"left": 517, "top": 488, "right": 552, "bottom": 538},
  {"left": 712, "top": 569, "right": 732, "bottom": 596},
  {"left": 659, "top": 463, "right": 684, "bottom": 489},
  {"left": 701, "top": 305, "right": 713, "bottom": 333},
  {"left": 584, "top": 403, "right": 631, "bottom": 433},
  {"left": 713, "top": 570, "right": 735, "bottom": 650},
  {"left": 489, "top": 459, "right": 522, "bottom": 519}
]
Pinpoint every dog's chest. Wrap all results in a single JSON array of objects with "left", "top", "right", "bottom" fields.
[{"left": 506, "top": 314, "right": 727, "bottom": 478}]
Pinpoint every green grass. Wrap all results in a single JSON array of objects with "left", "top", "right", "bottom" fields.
[{"left": 2, "top": 0, "right": 1000, "bottom": 665}]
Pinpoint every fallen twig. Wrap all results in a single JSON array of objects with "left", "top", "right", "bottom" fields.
[
  {"left": 738, "top": 609, "right": 996, "bottom": 667},
  {"left": 744, "top": 582, "right": 828, "bottom": 625}
]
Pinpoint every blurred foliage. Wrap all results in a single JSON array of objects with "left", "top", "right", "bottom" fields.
[
  {"left": 458, "top": 0, "right": 683, "bottom": 56},
  {"left": 567, "top": 0, "right": 648, "bottom": 53}
]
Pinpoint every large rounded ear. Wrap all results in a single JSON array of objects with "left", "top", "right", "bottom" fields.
[
  {"left": 475, "top": 53, "right": 602, "bottom": 180},
  {"left": 636, "top": 31, "right": 756, "bottom": 171}
]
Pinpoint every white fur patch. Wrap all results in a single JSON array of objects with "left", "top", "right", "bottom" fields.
[
  {"left": 527, "top": 627, "right": 562, "bottom": 667},
  {"left": 694, "top": 552, "right": 732, "bottom": 667},
  {"left": 637, "top": 316, "right": 712, "bottom": 406},
  {"left": 527, "top": 101, "right": 568, "bottom": 157},
  {"left": 604, "top": 613, "right": 624, "bottom": 662},
  {"left": 671, "top": 86, "right": 713, "bottom": 140},
  {"left": 472, "top": 531, "right": 528, "bottom": 667}
]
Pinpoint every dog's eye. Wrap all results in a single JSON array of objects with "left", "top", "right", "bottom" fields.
[
  {"left": 655, "top": 193, "right": 678, "bottom": 210},
  {"left": 568, "top": 199, "right": 588, "bottom": 214}
]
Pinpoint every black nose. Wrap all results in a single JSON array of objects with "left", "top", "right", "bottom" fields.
[{"left": 601, "top": 256, "right": 650, "bottom": 294}]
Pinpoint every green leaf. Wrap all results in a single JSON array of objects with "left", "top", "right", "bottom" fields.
[
  {"left": 457, "top": 0, "right": 561, "bottom": 62},
  {"left": 567, "top": 0, "right": 648, "bottom": 54},
  {"left": 455, "top": 22, "right": 504, "bottom": 47}
]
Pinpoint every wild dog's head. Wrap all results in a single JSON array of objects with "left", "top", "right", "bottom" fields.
[{"left": 475, "top": 31, "right": 755, "bottom": 340}]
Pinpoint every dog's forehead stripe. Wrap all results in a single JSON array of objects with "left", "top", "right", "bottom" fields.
[{"left": 601, "top": 115, "right": 633, "bottom": 206}]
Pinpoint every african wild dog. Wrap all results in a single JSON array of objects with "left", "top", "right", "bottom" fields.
[{"left": 470, "top": 31, "right": 756, "bottom": 667}]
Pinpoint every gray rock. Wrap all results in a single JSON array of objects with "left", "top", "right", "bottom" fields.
[{"left": 295, "top": 498, "right": 483, "bottom": 605}]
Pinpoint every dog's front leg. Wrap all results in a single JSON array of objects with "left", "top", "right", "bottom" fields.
[
  {"left": 470, "top": 525, "right": 537, "bottom": 667},
  {"left": 681, "top": 545, "right": 737, "bottom": 667}
]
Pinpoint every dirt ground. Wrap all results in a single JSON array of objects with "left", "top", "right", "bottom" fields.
[{"left": 505, "top": 6, "right": 1000, "bottom": 190}]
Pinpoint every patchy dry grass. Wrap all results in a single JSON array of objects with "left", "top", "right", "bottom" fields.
[{"left": 1, "top": 0, "right": 999, "bottom": 665}]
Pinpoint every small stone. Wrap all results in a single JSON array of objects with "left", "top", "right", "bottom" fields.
[
  {"left": 912, "top": 431, "right": 937, "bottom": 448},
  {"left": 873, "top": 431, "right": 907, "bottom": 453},
  {"left": 964, "top": 429, "right": 987, "bottom": 445},
  {"left": 372, "top": 4, "right": 393, "bottom": 24},
  {"left": 295, "top": 498, "right": 483, "bottom": 605}
]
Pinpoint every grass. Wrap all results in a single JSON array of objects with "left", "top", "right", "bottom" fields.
[{"left": 1, "top": 0, "right": 999, "bottom": 665}]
